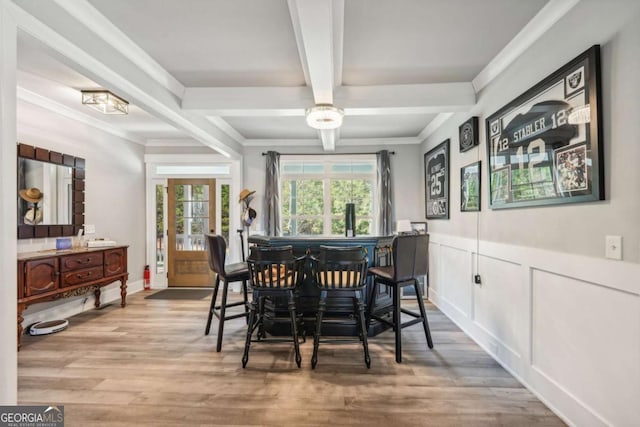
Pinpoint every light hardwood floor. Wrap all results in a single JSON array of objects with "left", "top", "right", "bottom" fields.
[{"left": 18, "top": 291, "right": 565, "bottom": 426}]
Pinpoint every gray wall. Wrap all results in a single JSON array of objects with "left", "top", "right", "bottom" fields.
[
  {"left": 17, "top": 100, "right": 146, "bottom": 318},
  {"left": 242, "top": 143, "right": 423, "bottom": 234},
  {"left": 422, "top": 1, "right": 640, "bottom": 263}
]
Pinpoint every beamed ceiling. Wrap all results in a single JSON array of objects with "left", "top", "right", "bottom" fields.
[{"left": 12, "top": 0, "right": 581, "bottom": 158}]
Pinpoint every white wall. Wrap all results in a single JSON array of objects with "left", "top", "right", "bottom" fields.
[
  {"left": 17, "top": 101, "right": 146, "bottom": 325},
  {"left": 242, "top": 143, "right": 423, "bottom": 234},
  {"left": 0, "top": 2, "right": 18, "bottom": 404},
  {"left": 421, "top": 3, "right": 640, "bottom": 426}
]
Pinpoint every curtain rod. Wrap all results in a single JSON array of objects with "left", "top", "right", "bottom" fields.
[{"left": 262, "top": 151, "right": 395, "bottom": 156}]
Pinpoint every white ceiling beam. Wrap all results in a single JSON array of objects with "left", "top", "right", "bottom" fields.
[
  {"left": 472, "top": 0, "right": 580, "bottom": 91},
  {"left": 288, "top": 0, "right": 337, "bottom": 104},
  {"left": 183, "top": 82, "right": 474, "bottom": 116},
  {"left": 52, "top": 0, "right": 185, "bottom": 99},
  {"left": 288, "top": 0, "right": 344, "bottom": 151},
  {"left": 10, "top": 1, "right": 242, "bottom": 158},
  {"left": 332, "top": 0, "right": 344, "bottom": 87},
  {"left": 319, "top": 129, "right": 336, "bottom": 151}
]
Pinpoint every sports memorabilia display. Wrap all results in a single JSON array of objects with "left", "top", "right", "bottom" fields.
[
  {"left": 486, "top": 45, "right": 603, "bottom": 209},
  {"left": 461, "top": 161, "right": 481, "bottom": 212},
  {"left": 424, "top": 139, "right": 450, "bottom": 219},
  {"left": 459, "top": 116, "right": 479, "bottom": 152}
]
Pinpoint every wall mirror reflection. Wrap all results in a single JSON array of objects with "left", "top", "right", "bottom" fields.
[
  {"left": 18, "top": 158, "right": 73, "bottom": 225},
  {"left": 17, "top": 143, "right": 85, "bottom": 239}
]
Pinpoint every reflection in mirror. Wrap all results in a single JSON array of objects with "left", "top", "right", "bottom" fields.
[
  {"left": 18, "top": 158, "right": 73, "bottom": 225},
  {"left": 17, "top": 143, "right": 84, "bottom": 239}
]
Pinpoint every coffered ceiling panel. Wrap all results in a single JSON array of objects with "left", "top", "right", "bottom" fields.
[
  {"left": 343, "top": 0, "right": 548, "bottom": 85},
  {"left": 88, "top": 0, "right": 306, "bottom": 87}
]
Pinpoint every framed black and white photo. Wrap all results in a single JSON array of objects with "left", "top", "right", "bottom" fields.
[
  {"left": 459, "top": 116, "right": 479, "bottom": 152},
  {"left": 461, "top": 161, "right": 481, "bottom": 212},
  {"left": 424, "top": 139, "right": 450, "bottom": 219},
  {"left": 486, "top": 45, "right": 603, "bottom": 209}
]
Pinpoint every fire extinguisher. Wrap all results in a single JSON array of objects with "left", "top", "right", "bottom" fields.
[{"left": 143, "top": 265, "right": 151, "bottom": 290}]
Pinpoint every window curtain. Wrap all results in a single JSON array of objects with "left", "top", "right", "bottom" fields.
[
  {"left": 377, "top": 150, "right": 393, "bottom": 235},
  {"left": 264, "top": 151, "right": 281, "bottom": 236}
]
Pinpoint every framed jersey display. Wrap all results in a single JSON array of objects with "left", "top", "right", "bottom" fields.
[
  {"left": 424, "top": 139, "right": 450, "bottom": 219},
  {"left": 486, "top": 45, "right": 603, "bottom": 209}
]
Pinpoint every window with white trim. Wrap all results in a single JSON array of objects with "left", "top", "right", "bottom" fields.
[{"left": 280, "top": 155, "right": 377, "bottom": 236}]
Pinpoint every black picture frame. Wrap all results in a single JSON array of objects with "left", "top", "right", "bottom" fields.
[
  {"left": 461, "top": 161, "right": 481, "bottom": 212},
  {"left": 486, "top": 45, "right": 603, "bottom": 209},
  {"left": 424, "top": 139, "right": 450, "bottom": 219},
  {"left": 459, "top": 116, "right": 479, "bottom": 152}
]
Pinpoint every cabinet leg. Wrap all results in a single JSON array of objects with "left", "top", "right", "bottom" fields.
[
  {"left": 120, "top": 278, "right": 127, "bottom": 307},
  {"left": 18, "top": 303, "right": 26, "bottom": 351},
  {"left": 94, "top": 288, "right": 101, "bottom": 308}
]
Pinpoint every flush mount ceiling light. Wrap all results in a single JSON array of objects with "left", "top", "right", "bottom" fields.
[
  {"left": 305, "top": 104, "right": 344, "bottom": 130},
  {"left": 81, "top": 90, "right": 129, "bottom": 115}
]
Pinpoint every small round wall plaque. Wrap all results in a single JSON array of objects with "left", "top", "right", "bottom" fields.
[{"left": 459, "top": 116, "right": 479, "bottom": 152}]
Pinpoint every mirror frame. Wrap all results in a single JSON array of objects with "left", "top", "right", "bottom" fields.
[{"left": 17, "top": 143, "right": 85, "bottom": 239}]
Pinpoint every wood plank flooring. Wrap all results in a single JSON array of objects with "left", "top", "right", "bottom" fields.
[{"left": 18, "top": 291, "right": 565, "bottom": 426}]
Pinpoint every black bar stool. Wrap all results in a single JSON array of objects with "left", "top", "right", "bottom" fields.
[
  {"left": 309, "top": 246, "right": 371, "bottom": 369},
  {"left": 368, "top": 234, "right": 433, "bottom": 363},
  {"left": 242, "top": 245, "right": 305, "bottom": 368},
  {"left": 204, "top": 234, "right": 250, "bottom": 352}
]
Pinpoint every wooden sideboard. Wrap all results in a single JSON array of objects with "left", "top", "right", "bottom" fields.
[{"left": 17, "top": 245, "right": 129, "bottom": 349}]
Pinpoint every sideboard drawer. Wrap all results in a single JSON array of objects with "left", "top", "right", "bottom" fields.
[
  {"left": 61, "top": 266, "right": 104, "bottom": 287},
  {"left": 61, "top": 252, "right": 104, "bottom": 272}
]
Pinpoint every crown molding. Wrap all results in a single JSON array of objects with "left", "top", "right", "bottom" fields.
[
  {"left": 472, "top": 0, "right": 580, "bottom": 92},
  {"left": 242, "top": 136, "right": 420, "bottom": 147},
  {"left": 417, "top": 113, "right": 454, "bottom": 143}
]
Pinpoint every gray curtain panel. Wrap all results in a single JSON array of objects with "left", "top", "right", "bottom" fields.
[
  {"left": 377, "top": 150, "right": 393, "bottom": 235},
  {"left": 264, "top": 151, "right": 281, "bottom": 236}
]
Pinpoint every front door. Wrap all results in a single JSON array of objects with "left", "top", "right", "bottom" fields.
[{"left": 167, "top": 178, "right": 216, "bottom": 287}]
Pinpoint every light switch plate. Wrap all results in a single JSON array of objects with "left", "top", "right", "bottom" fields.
[
  {"left": 605, "top": 235, "right": 622, "bottom": 260},
  {"left": 84, "top": 224, "right": 96, "bottom": 234}
]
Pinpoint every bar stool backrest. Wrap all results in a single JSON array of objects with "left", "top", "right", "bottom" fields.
[
  {"left": 391, "top": 234, "right": 429, "bottom": 282},
  {"left": 247, "top": 245, "right": 304, "bottom": 290},
  {"left": 311, "top": 246, "right": 368, "bottom": 290},
  {"left": 205, "top": 234, "right": 227, "bottom": 277}
]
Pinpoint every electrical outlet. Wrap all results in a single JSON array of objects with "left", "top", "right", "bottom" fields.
[
  {"left": 474, "top": 274, "right": 482, "bottom": 285},
  {"left": 84, "top": 224, "right": 96, "bottom": 234},
  {"left": 605, "top": 235, "right": 622, "bottom": 260}
]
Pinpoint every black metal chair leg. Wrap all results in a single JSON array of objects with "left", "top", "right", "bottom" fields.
[
  {"left": 365, "top": 279, "right": 378, "bottom": 332},
  {"left": 205, "top": 275, "right": 221, "bottom": 335},
  {"left": 242, "top": 279, "right": 249, "bottom": 324},
  {"left": 257, "top": 296, "right": 266, "bottom": 340},
  {"left": 393, "top": 284, "right": 402, "bottom": 363},
  {"left": 311, "top": 291, "right": 326, "bottom": 369},
  {"left": 216, "top": 279, "right": 229, "bottom": 352},
  {"left": 288, "top": 290, "right": 302, "bottom": 368},
  {"left": 242, "top": 298, "right": 258, "bottom": 368},
  {"left": 356, "top": 290, "right": 371, "bottom": 368},
  {"left": 415, "top": 279, "right": 433, "bottom": 349}
]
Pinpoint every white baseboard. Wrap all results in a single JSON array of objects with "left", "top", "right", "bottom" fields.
[{"left": 22, "top": 279, "right": 144, "bottom": 328}]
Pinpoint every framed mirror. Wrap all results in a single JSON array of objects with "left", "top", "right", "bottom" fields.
[{"left": 17, "top": 143, "right": 85, "bottom": 239}]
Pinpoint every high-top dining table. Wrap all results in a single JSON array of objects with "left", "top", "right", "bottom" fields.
[{"left": 247, "top": 234, "right": 395, "bottom": 337}]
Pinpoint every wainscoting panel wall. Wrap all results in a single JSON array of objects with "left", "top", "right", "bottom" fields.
[{"left": 428, "top": 232, "right": 640, "bottom": 427}]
